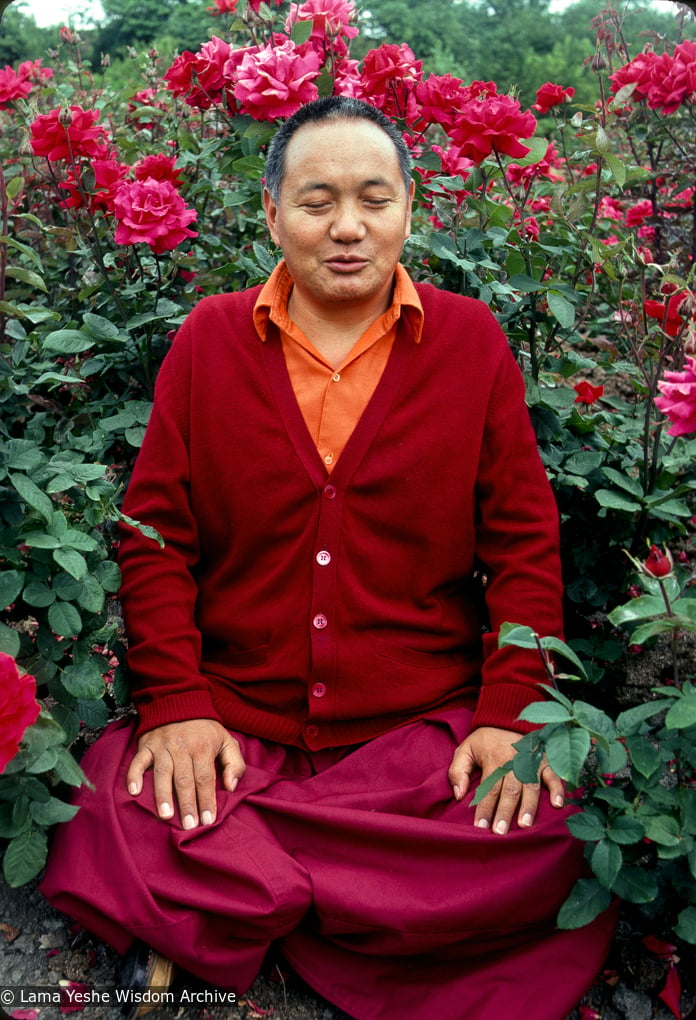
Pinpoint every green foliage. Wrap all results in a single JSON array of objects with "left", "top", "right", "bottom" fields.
[
  {"left": 0, "top": 709, "right": 89, "bottom": 886},
  {"left": 498, "top": 563, "right": 696, "bottom": 946}
]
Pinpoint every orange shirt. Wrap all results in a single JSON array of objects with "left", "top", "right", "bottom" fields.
[{"left": 253, "top": 261, "right": 423, "bottom": 471}]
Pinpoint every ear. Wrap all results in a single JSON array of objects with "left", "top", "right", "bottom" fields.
[
  {"left": 263, "top": 188, "right": 280, "bottom": 245},
  {"left": 404, "top": 178, "right": 416, "bottom": 239}
]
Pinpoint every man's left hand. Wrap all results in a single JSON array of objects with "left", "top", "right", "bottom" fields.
[{"left": 448, "top": 726, "right": 564, "bottom": 834}]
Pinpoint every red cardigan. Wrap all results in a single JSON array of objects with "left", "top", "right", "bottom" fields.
[{"left": 118, "top": 278, "right": 564, "bottom": 750}]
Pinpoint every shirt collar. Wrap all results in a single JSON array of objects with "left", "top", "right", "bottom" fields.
[{"left": 253, "top": 260, "right": 424, "bottom": 344}]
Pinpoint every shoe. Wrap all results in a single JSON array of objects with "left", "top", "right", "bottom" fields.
[{"left": 120, "top": 940, "right": 175, "bottom": 1018}]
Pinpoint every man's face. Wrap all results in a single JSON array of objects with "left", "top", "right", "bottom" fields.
[{"left": 264, "top": 118, "right": 414, "bottom": 320}]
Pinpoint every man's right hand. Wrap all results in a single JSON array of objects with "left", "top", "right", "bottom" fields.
[{"left": 126, "top": 719, "right": 245, "bottom": 829}]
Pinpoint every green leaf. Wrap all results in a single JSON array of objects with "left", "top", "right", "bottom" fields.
[
  {"left": 47, "top": 600, "right": 83, "bottom": 637},
  {"left": 675, "top": 905, "right": 696, "bottom": 944},
  {"left": 641, "top": 814, "right": 682, "bottom": 847},
  {"left": 607, "top": 815, "right": 645, "bottom": 845},
  {"left": 61, "top": 660, "right": 105, "bottom": 700},
  {"left": 30, "top": 796, "right": 80, "bottom": 826},
  {"left": 545, "top": 726, "right": 591, "bottom": 785},
  {"left": 625, "top": 734, "right": 662, "bottom": 779},
  {"left": 566, "top": 811, "right": 606, "bottom": 842},
  {"left": 51, "top": 745, "right": 92, "bottom": 788},
  {"left": 547, "top": 290, "right": 575, "bottom": 328},
  {"left": 2, "top": 827, "right": 48, "bottom": 887},
  {"left": 563, "top": 451, "right": 604, "bottom": 476},
  {"left": 42, "top": 330, "right": 95, "bottom": 355},
  {"left": 10, "top": 473, "right": 54, "bottom": 524},
  {"left": 290, "top": 18, "right": 313, "bottom": 43},
  {"left": 53, "top": 547, "right": 88, "bottom": 580},
  {"left": 95, "top": 560, "right": 122, "bottom": 593},
  {"left": 616, "top": 700, "right": 673, "bottom": 736},
  {"left": 0, "top": 569, "right": 24, "bottom": 610},
  {"left": 591, "top": 838, "right": 623, "bottom": 889},
  {"left": 665, "top": 694, "right": 696, "bottom": 730},
  {"left": 594, "top": 489, "right": 641, "bottom": 513},
  {"left": 471, "top": 763, "right": 512, "bottom": 805},
  {"left": 604, "top": 152, "right": 626, "bottom": 188},
  {"left": 0, "top": 796, "right": 31, "bottom": 838},
  {"left": 557, "top": 878, "right": 612, "bottom": 929},
  {"left": 0, "top": 621, "right": 21, "bottom": 657},
  {"left": 572, "top": 702, "right": 615, "bottom": 743},
  {"left": 595, "top": 739, "right": 628, "bottom": 775},
  {"left": 611, "top": 866, "right": 659, "bottom": 903},
  {"left": 4, "top": 265, "right": 48, "bottom": 293},
  {"left": 608, "top": 595, "right": 668, "bottom": 627},
  {"left": 518, "top": 702, "right": 572, "bottom": 724}
]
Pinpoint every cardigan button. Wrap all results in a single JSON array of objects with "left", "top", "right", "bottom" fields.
[
  {"left": 313, "top": 614, "right": 328, "bottom": 629},
  {"left": 323, "top": 484, "right": 337, "bottom": 499},
  {"left": 312, "top": 683, "right": 327, "bottom": 698},
  {"left": 306, "top": 725, "right": 319, "bottom": 738},
  {"left": 316, "top": 550, "right": 331, "bottom": 566}
]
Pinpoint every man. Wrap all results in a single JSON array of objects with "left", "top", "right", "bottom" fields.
[{"left": 42, "top": 97, "right": 616, "bottom": 1020}]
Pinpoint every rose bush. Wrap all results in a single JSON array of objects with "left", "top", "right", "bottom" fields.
[{"left": 0, "top": 5, "right": 694, "bottom": 1000}]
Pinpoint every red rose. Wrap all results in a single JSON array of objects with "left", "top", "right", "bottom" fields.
[
  {"left": 644, "top": 292, "right": 689, "bottom": 338},
  {"left": 113, "top": 178, "right": 198, "bottom": 255},
  {"left": 573, "top": 381, "right": 604, "bottom": 405},
  {"left": 643, "top": 545, "right": 673, "bottom": 579},
  {"left": 533, "top": 81, "right": 575, "bottom": 114},
  {"left": 0, "top": 654, "right": 40, "bottom": 774},
  {"left": 30, "top": 105, "right": 107, "bottom": 162},
  {"left": 359, "top": 43, "right": 423, "bottom": 121},
  {"left": 135, "top": 154, "right": 185, "bottom": 189},
  {"left": 447, "top": 93, "right": 536, "bottom": 165}
]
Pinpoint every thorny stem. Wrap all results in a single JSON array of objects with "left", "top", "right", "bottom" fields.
[
  {"left": 657, "top": 577, "right": 680, "bottom": 687},
  {"left": 0, "top": 158, "right": 8, "bottom": 342}
]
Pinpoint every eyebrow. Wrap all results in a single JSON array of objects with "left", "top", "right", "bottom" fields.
[{"left": 297, "top": 177, "right": 394, "bottom": 194}]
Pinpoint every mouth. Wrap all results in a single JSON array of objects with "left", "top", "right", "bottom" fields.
[{"left": 324, "top": 255, "right": 370, "bottom": 273}]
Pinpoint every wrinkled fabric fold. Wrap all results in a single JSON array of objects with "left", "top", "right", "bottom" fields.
[{"left": 41, "top": 710, "right": 617, "bottom": 1020}]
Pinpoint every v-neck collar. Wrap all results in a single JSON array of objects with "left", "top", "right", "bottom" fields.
[{"left": 262, "top": 315, "right": 416, "bottom": 489}]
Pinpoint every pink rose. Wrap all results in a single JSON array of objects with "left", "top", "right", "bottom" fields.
[
  {"left": 0, "top": 65, "right": 32, "bottom": 109},
  {"left": 233, "top": 40, "right": 321, "bottom": 121},
  {"left": 533, "top": 81, "right": 575, "bottom": 114},
  {"left": 655, "top": 355, "right": 696, "bottom": 437},
  {"left": 414, "top": 73, "right": 471, "bottom": 132},
  {"left": 30, "top": 105, "right": 107, "bottom": 162},
  {"left": 113, "top": 178, "right": 198, "bottom": 255},
  {"left": 287, "top": 0, "right": 358, "bottom": 41},
  {"left": 0, "top": 654, "right": 40, "bottom": 775}
]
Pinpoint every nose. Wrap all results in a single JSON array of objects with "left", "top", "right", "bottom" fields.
[{"left": 329, "top": 201, "right": 367, "bottom": 243}]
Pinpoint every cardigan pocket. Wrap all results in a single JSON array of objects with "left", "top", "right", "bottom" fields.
[{"left": 375, "top": 639, "right": 470, "bottom": 670}]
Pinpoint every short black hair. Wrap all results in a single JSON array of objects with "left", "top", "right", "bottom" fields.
[{"left": 264, "top": 96, "right": 412, "bottom": 201}]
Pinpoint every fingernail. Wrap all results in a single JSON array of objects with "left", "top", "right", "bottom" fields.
[
  {"left": 159, "top": 802, "right": 173, "bottom": 818},
  {"left": 554, "top": 794, "right": 564, "bottom": 807},
  {"left": 228, "top": 777, "right": 239, "bottom": 793},
  {"left": 476, "top": 818, "right": 490, "bottom": 829},
  {"left": 201, "top": 811, "right": 213, "bottom": 826},
  {"left": 453, "top": 785, "right": 461, "bottom": 800},
  {"left": 183, "top": 814, "right": 196, "bottom": 830},
  {"left": 128, "top": 782, "right": 138, "bottom": 796},
  {"left": 495, "top": 820, "right": 508, "bottom": 834},
  {"left": 520, "top": 813, "right": 533, "bottom": 828}
]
